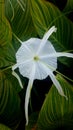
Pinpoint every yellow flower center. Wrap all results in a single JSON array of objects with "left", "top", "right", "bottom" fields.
[{"left": 34, "top": 56, "right": 39, "bottom": 61}]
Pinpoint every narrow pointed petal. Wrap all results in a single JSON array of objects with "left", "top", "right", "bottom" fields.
[
  {"left": 41, "top": 52, "right": 73, "bottom": 58},
  {"left": 39, "top": 62, "right": 67, "bottom": 99},
  {"left": 42, "top": 26, "right": 57, "bottom": 41},
  {"left": 37, "top": 26, "right": 57, "bottom": 54},
  {"left": 25, "top": 80, "right": 33, "bottom": 125},
  {"left": 52, "top": 52, "right": 73, "bottom": 58},
  {"left": 12, "top": 71, "right": 23, "bottom": 88},
  {"left": 37, "top": 41, "right": 57, "bottom": 72},
  {"left": 25, "top": 64, "right": 36, "bottom": 125},
  {"left": 12, "top": 59, "right": 32, "bottom": 72},
  {"left": 49, "top": 72, "right": 67, "bottom": 99},
  {"left": 12, "top": 64, "right": 19, "bottom": 70}
]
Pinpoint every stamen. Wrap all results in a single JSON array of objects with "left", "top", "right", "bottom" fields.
[{"left": 34, "top": 56, "right": 39, "bottom": 61}]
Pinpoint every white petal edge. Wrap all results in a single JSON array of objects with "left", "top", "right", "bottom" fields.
[
  {"left": 12, "top": 70, "right": 23, "bottom": 88},
  {"left": 40, "top": 52, "right": 73, "bottom": 59},
  {"left": 40, "top": 62, "right": 67, "bottom": 99},
  {"left": 12, "top": 59, "right": 32, "bottom": 71},
  {"left": 13, "top": 33, "right": 34, "bottom": 53},
  {"left": 25, "top": 63, "right": 36, "bottom": 125},
  {"left": 36, "top": 26, "right": 57, "bottom": 54}
]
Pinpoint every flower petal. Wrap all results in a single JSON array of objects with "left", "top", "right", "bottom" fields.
[
  {"left": 49, "top": 72, "right": 67, "bottom": 99},
  {"left": 16, "top": 38, "right": 42, "bottom": 63},
  {"left": 37, "top": 26, "right": 57, "bottom": 54},
  {"left": 51, "top": 52, "right": 73, "bottom": 58},
  {"left": 25, "top": 63, "right": 36, "bottom": 125},
  {"left": 42, "top": 26, "right": 57, "bottom": 41},
  {"left": 22, "top": 38, "right": 42, "bottom": 54},
  {"left": 39, "top": 41, "right": 57, "bottom": 71},
  {"left": 16, "top": 44, "right": 33, "bottom": 63},
  {"left": 12, "top": 63, "right": 19, "bottom": 70},
  {"left": 25, "top": 80, "right": 32, "bottom": 125},
  {"left": 12, "top": 70, "right": 23, "bottom": 88},
  {"left": 12, "top": 59, "right": 32, "bottom": 71},
  {"left": 38, "top": 62, "right": 67, "bottom": 99},
  {"left": 18, "top": 60, "right": 34, "bottom": 78},
  {"left": 41, "top": 52, "right": 73, "bottom": 58},
  {"left": 34, "top": 61, "right": 49, "bottom": 80}
]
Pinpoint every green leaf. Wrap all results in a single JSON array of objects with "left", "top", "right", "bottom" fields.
[
  {"left": 37, "top": 75, "right": 73, "bottom": 129},
  {"left": 30, "top": 0, "right": 73, "bottom": 66},
  {"left": 0, "top": 70, "right": 22, "bottom": 129},
  {"left": 0, "top": 1, "right": 12, "bottom": 47},
  {"left": 0, "top": 124, "right": 11, "bottom": 130},
  {"left": 0, "top": 3, "right": 15, "bottom": 68},
  {"left": 1, "top": 69, "right": 22, "bottom": 92},
  {"left": 63, "top": 0, "right": 73, "bottom": 12},
  {"left": 5, "top": 0, "right": 37, "bottom": 40},
  {"left": 0, "top": 0, "right": 4, "bottom": 17}
]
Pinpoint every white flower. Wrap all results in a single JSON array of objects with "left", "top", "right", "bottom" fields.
[{"left": 12, "top": 26, "right": 73, "bottom": 125}]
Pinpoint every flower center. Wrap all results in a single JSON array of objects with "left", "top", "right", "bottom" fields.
[{"left": 34, "top": 56, "right": 39, "bottom": 61}]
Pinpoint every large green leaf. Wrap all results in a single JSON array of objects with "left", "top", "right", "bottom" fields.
[
  {"left": 37, "top": 75, "right": 73, "bottom": 129},
  {"left": 0, "top": 1, "right": 15, "bottom": 68},
  {"left": 5, "top": 0, "right": 37, "bottom": 40},
  {"left": 0, "top": 70, "right": 22, "bottom": 129},
  {"left": 1, "top": 1, "right": 73, "bottom": 129}
]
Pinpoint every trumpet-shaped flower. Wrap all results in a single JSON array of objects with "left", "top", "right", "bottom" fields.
[{"left": 12, "top": 26, "right": 73, "bottom": 125}]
